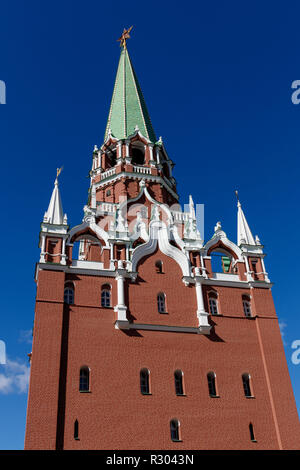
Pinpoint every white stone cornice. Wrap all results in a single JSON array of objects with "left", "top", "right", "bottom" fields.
[{"left": 115, "top": 322, "right": 211, "bottom": 334}]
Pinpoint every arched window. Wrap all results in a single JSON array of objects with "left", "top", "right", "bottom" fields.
[
  {"left": 79, "top": 366, "right": 90, "bottom": 392},
  {"left": 157, "top": 293, "right": 166, "bottom": 313},
  {"left": 74, "top": 420, "right": 79, "bottom": 440},
  {"left": 242, "top": 373, "right": 253, "bottom": 397},
  {"left": 249, "top": 422, "right": 256, "bottom": 442},
  {"left": 174, "top": 370, "right": 184, "bottom": 396},
  {"left": 242, "top": 295, "right": 252, "bottom": 317},
  {"left": 155, "top": 260, "right": 163, "bottom": 274},
  {"left": 208, "top": 292, "right": 218, "bottom": 315},
  {"left": 64, "top": 285, "right": 74, "bottom": 305},
  {"left": 207, "top": 371, "right": 218, "bottom": 397},
  {"left": 170, "top": 419, "right": 181, "bottom": 442},
  {"left": 101, "top": 284, "right": 111, "bottom": 307},
  {"left": 140, "top": 368, "right": 150, "bottom": 395}
]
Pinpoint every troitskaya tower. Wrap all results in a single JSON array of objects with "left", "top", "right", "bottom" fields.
[{"left": 25, "top": 29, "right": 300, "bottom": 450}]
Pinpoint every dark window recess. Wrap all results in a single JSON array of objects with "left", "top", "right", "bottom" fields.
[
  {"left": 74, "top": 420, "right": 79, "bottom": 440},
  {"left": 207, "top": 372, "right": 217, "bottom": 396},
  {"left": 170, "top": 419, "right": 180, "bottom": 442},
  {"left": 79, "top": 367, "right": 89, "bottom": 391},
  {"left": 64, "top": 287, "right": 74, "bottom": 305},
  {"left": 157, "top": 293, "right": 166, "bottom": 313},
  {"left": 174, "top": 370, "right": 184, "bottom": 395},
  {"left": 242, "top": 374, "right": 252, "bottom": 397},
  {"left": 132, "top": 147, "right": 144, "bottom": 165},
  {"left": 155, "top": 260, "right": 163, "bottom": 274},
  {"left": 101, "top": 287, "right": 111, "bottom": 307},
  {"left": 140, "top": 368, "right": 150, "bottom": 394},
  {"left": 249, "top": 423, "right": 256, "bottom": 442}
]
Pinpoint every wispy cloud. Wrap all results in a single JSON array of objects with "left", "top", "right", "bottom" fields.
[
  {"left": 0, "top": 358, "right": 30, "bottom": 394},
  {"left": 279, "top": 321, "right": 288, "bottom": 345},
  {"left": 18, "top": 329, "right": 33, "bottom": 345}
]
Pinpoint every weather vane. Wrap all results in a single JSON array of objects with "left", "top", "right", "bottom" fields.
[
  {"left": 117, "top": 26, "right": 133, "bottom": 49},
  {"left": 56, "top": 166, "right": 63, "bottom": 179}
]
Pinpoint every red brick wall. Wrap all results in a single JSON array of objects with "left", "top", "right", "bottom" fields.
[{"left": 25, "top": 256, "right": 300, "bottom": 450}]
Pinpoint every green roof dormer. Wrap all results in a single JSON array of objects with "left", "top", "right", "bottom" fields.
[{"left": 104, "top": 45, "right": 157, "bottom": 143}]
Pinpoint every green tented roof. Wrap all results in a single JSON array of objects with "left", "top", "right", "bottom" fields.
[{"left": 104, "top": 47, "right": 157, "bottom": 143}]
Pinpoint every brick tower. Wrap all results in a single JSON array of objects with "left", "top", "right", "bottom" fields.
[{"left": 25, "top": 31, "right": 300, "bottom": 450}]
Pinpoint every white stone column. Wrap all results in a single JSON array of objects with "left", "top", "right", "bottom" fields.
[
  {"left": 200, "top": 254, "right": 208, "bottom": 278},
  {"left": 61, "top": 238, "right": 66, "bottom": 265},
  {"left": 244, "top": 256, "right": 253, "bottom": 281},
  {"left": 155, "top": 147, "right": 161, "bottom": 164},
  {"left": 194, "top": 268, "right": 210, "bottom": 331},
  {"left": 40, "top": 235, "right": 46, "bottom": 263},
  {"left": 149, "top": 144, "right": 155, "bottom": 167},
  {"left": 125, "top": 140, "right": 131, "bottom": 164},
  {"left": 260, "top": 257, "right": 270, "bottom": 282},
  {"left": 114, "top": 263, "right": 129, "bottom": 329}
]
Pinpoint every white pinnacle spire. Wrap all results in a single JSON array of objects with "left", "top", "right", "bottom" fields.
[
  {"left": 236, "top": 192, "right": 255, "bottom": 246},
  {"left": 189, "top": 194, "right": 196, "bottom": 219},
  {"left": 43, "top": 172, "right": 67, "bottom": 225}
]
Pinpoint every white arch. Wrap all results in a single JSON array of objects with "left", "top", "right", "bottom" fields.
[
  {"left": 131, "top": 220, "right": 190, "bottom": 277},
  {"left": 204, "top": 233, "right": 243, "bottom": 261},
  {"left": 67, "top": 221, "right": 109, "bottom": 247}
]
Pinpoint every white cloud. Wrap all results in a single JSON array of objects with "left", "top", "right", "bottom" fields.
[{"left": 0, "top": 358, "right": 30, "bottom": 394}]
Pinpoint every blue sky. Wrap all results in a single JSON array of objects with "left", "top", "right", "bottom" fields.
[{"left": 0, "top": 0, "right": 300, "bottom": 449}]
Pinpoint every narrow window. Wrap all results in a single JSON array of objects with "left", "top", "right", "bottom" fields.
[
  {"left": 101, "top": 284, "right": 111, "bottom": 307},
  {"left": 242, "top": 373, "right": 253, "bottom": 397},
  {"left": 209, "top": 297, "right": 218, "bottom": 315},
  {"left": 170, "top": 419, "right": 181, "bottom": 442},
  {"left": 140, "top": 368, "right": 150, "bottom": 395},
  {"left": 249, "top": 423, "right": 256, "bottom": 442},
  {"left": 157, "top": 292, "right": 166, "bottom": 313},
  {"left": 174, "top": 370, "right": 184, "bottom": 395},
  {"left": 155, "top": 260, "right": 163, "bottom": 274},
  {"left": 64, "top": 286, "right": 74, "bottom": 305},
  {"left": 251, "top": 259, "right": 258, "bottom": 273},
  {"left": 242, "top": 296, "right": 252, "bottom": 317},
  {"left": 74, "top": 420, "right": 79, "bottom": 440},
  {"left": 79, "top": 366, "right": 90, "bottom": 392},
  {"left": 207, "top": 371, "right": 218, "bottom": 397}
]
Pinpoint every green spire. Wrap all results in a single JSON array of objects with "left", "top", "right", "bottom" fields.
[{"left": 104, "top": 47, "right": 157, "bottom": 143}]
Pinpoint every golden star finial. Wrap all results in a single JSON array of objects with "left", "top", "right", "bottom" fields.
[{"left": 117, "top": 26, "right": 133, "bottom": 49}]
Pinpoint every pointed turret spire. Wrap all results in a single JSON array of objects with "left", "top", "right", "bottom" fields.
[
  {"left": 43, "top": 168, "right": 67, "bottom": 225},
  {"left": 236, "top": 191, "right": 255, "bottom": 246},
  {"left": 104, "top": 29, "right": 157, "bottom": 143}
]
